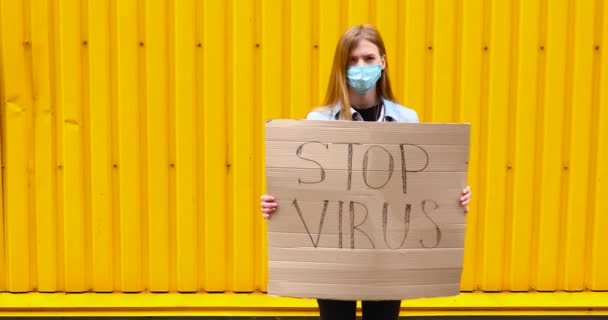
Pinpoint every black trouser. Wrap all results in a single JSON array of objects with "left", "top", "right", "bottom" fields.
[{"left": 317, "top": 299, "right": 401, "bottom": 320}]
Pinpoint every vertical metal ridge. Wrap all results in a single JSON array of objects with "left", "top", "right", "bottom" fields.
[
  {"left": 53, "top": 0, "right": 63, "bottom": 292},
  {"left": 88, "top": 0, "right": 113, "bottom": 293},
  {"left": 47, "top": 0, "right": 60, "bottom": 291},
  {"left": 23, "top": 0, "right": 38, "bottom": 292},
  {"left": 144, "top": 0, "right": 170, "bottom": 292},
  {"left": 136, "top": 0, "right": 149, "bottom": 293},
  {"left": 58, "top": 0, "right": 88, "bottom": 292},
  {"left": 563, "top": 0, "right": 596, "bottom": 291},
  {"left": 166, "top": 0, "right": 177, "bottom": 293},
  {"left": 394, "top": 0, "right": 406, "bottom": 101},
  {"left": 281, "top": 0, "right": 291, "bottom": 117},
  {"left": 116, "top": 0, "right": 143, "bottom": 292},
  {"left": 4, "top": 0, "right": 33, "bottom": 292},
  {"left": 194, "top": 0, "right": 205, "bottom": 292},
  {"left": 510, "top": 0, "right": 540, "bottom": 291},
  {"left": 423, "top": 0, "right": 434, "bottom": 121},
  {"left": 289, "top": 0, "right": 313, "bottom": 117},
  {"left": 368, "top": 0, "right": 376, "bottom": 26},
  {"left": 108, "top": 0, "right": 120, "bottom": 293},
  {"left": 537, "top": 0, "right": 569, "bottom": 291},
  {"left": 259, "top": 0, "right": 285, "bottom": 292},
  {"left": 475, "top": 0, "right": 491, "bottom": 291},
  {"left": 585, "top": 0, "right": 604, "bottom": 290},
  {"left": 252, "top": 0, "right": 263, "bottom": 291},
  {"left": 201, "top": 0, "right": 228, "bottom": 292},
  {"left": 224, "top": 0, "right": 234, "bottom": 291},
  {"left": 584, "top": 0, "right": 603, "bottom": 289},
  {"left": 557, "top": 0, "right": 576, "bottom": 291},
  {"left": 483, "top": 0, "right": 512, "bottom": 290},
  {"left": 457, "top": 0, "right": 483, "bottom": 291},
  {"left": 431, "top": 0, "right": 457, "bottom": 122},
  {"left": 173, "top": 0, "right": 197, "bottom": 292},
  {"left": 589, "top": 0, "right": 608, "bottom": 289},
  {"left": 79, "top": 0, "right": 93, "bottom": 292},
  {"left": 452, "top": 0, "right": 463, "bottom": 122},
  {"left": 0, "top": 0, "right": 6, "bottom": 291},
  {"left": 503, "top": 0, "right": 521, "bottom": 291},
  {"left": 529, "top": 0, "right": 548, "bottom": 291},
  {"left": 231, "top": 0, "right": 255, "bottom": 292},
  {"left": 311, "top": 0, "right": 320, "bottom": 105}
]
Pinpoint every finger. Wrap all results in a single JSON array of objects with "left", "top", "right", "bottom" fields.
[
  {"left": 260, "top": 195, "right": 275, "bottom": 202},
  {"left": 261, "top": 207, "right": 276, "bottom": 213},
  {"left": 460, "top": 193, "right": 471, "bottom": 201},
  {"left": 461, "top": 198, "right": 470, "bottom": 206},
  {"left": 262, "top": 213, "right": 270, "bottom": 219},
  {"left": 465, "top": 205, "right": 469, "bottom": 213},
  {"left": 261, "top": 201, "right": 278, "bottom": 209}
]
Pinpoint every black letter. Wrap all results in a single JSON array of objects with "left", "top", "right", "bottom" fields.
[
  {"left": 334, "top": 143, "right": 359, "bottom": 190},
  {"left": 292, "top": 199, "right": 329, "bottom": 248},
  {"left": 296, "top": 142, "right": 328, "bottom": 185},
  {"left": 399, "top": 144, "right": 429, "bottom": 194},
  {"left": 362, "top": 145, "right": 394, "bottom": 189},
  {"left": 349, "top": 201, "right": 376, "bottom": 249},
  {"left": 419, "top": 200, "right": 441, "bottom": 248},
  {"left": 382, "top": 202, "right": 411, "bottom": 249}
]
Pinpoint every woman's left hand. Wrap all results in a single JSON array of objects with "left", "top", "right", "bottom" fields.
[{"left": 460, "top": 186, "right": 472, "bottom": 212}]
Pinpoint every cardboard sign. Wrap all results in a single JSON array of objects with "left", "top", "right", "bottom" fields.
[{"left": 265, "top": 120, "right": 470, "bottom": 301}]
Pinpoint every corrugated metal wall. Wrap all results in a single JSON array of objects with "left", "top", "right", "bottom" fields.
[{"left": 0, "top": 0, "right": 607, "bottom": 296}]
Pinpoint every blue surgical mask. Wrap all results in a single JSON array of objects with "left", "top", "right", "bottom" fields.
[{"left": 346, "top": 64, "right": 382, "bottom": 94}]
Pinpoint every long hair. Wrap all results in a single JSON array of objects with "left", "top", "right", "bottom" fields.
[{"left": 321, "top": 24, "right": 397, "bottom": 120}]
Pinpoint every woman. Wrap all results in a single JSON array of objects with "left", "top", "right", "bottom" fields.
[{"left": 261, "top": 24, "right": 471, "bottom": 320}]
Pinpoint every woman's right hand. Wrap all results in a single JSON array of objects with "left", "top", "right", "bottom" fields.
[{"left": 260, "top": 195, "right": 278, "bottom": 219}]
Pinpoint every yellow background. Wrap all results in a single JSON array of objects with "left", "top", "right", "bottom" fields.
[{"left": 1, "top": 0, "right": 607, "bottom": 315}]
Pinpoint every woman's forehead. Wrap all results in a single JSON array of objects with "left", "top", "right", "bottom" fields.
[{"left": 350, "top": 39, "right": 380, "bottom": 56}]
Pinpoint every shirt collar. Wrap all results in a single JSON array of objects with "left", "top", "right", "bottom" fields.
[{"left": 332, "top": 99, "right": 396, "bottom": 122}]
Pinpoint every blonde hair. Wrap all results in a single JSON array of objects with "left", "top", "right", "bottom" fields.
[{"left": 321, "top": 24, "right": 397, "bottom": 120}]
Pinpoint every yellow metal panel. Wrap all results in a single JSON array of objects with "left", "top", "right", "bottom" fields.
[
  {"left": 88, "top": 0, "right": 114, "bottom": 292},
  {"left": 145, "top": 0, "right": 170, "bottom": 293},
  {"left": 173, "top": 0, "right": 198, "bottom": 292},
  {"left": 347, "top": 0, "right": 370, "bottom": 26},
  {"left": 57, "top": 0, "right": 86, "bottom": 292},
  {"left": 318, "top": 0, "right": 341, "bottom": 105},
  {"left": 536, "top": 0, "right": 569, "bottom": 291},
  {"left": 202, "top": 0, "right": 228, "bottom": 292},
  {"left": 590, "top": 0, "right": 608, "bottom": 290},
  {"left": 432, "top": 0, "right": 458, "bottom": 122},
  {"left": 0, "top": 0, "right": 608, "bottom": 314},
  {"left": 290, "top": 0, "right": 313, "bottom": 118},
  {"left": 31, "top": 0, "right": 58, "bottom": 292},
  {"left": 252, "top": 0, "right": 265, "bottom": 293},
  {"left": 375, "top": 0, "right": 399, "bottom": 99},
  {"left": 231, "top": 0, "right": 256, "bottom": 292},
  {"left": 509, "top": 0, "right": 540, "bottom": 292},
  {"left": 260, "top": 0, "right": 287, "bottom": 292},
  {"left": 0, "top": 56, "right": 4, "bottom": 292},
  {"left": 563, "top": 0, "right": 595, "bottom": 291},
  {"left": 403, "top": 0, "right": 427, "bottom": 117},
  {"left": 1, "top": 0, "right": 33, "bottom": 293},
  {"left": 116, "top": 0, "right": 142, "bottom": 292},
  {"left": 458, "top": 0, "right": 483, "bottom": 291},
  {"left": 479, "top": 0, "right": 513, "bottom": 291}
]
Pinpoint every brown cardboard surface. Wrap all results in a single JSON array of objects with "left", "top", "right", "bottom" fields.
[{"left": 265, "top": 120, "right": 470, "bottom": 301}]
